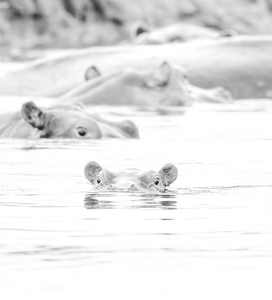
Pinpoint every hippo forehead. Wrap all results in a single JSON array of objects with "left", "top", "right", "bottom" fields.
[
  {"left": 43, "top": 107, "right": 101, "bottom": 137},
  {"left": 100, "top": 168, "right": 158, "bottom": 184},
  {"left": 47, "top": 105, "right": 88, "bottom": 119},
  {"left": 43, "top": 105, "right": 88, "bottom": 126}
]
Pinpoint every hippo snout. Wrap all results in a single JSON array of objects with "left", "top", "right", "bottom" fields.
[{"left": 111, "top": 180, "right": 140, "bottom": 191}]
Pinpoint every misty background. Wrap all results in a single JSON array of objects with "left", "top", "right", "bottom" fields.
[{"left": 0, "top": 0, "right": 272, "bottom": 59}]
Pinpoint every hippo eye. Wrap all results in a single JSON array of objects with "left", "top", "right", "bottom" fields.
[
  {"left": 154, "top": 178, "right": 160, "bottom": 185},
  {"left": 77, "top": 127, "right": 87, "bottom": 137}
]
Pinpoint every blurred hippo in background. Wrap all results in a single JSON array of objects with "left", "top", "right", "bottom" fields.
[
  {"left": 59, "top": 61, "right": 193, "bottom": 107},
  {"left": 58, "top": 62, "right": 232, "bottom": 107},
  {"left": 1, "top": 36, "right": 271, "bottom": 99},
  {"left": 84, "top": 161, "right": 178, "bottom": 194},
  {"left": 130, "top": 21, "right": 236, "bottom": 45},
  {"left": 0, "top": 102, "right": 139, "bottom": 139}
]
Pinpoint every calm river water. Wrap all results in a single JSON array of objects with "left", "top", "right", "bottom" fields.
[{"left": 1, "top": 101, "right": 272, "bottom": 299}]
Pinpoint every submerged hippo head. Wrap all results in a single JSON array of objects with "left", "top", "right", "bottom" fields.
[
  {"left": 59, "top": 61, "right": 192, "bottom": 107},
  {"left": 21, "top": 102, "right": 139, "bottom": 139},
  {"left": 84, "top": 161, "right": 178, "bottom": 193},
  {"left": 59, "top": 61, "right": 232, "bottom": 108},
  {"left": 130, "top": 22, "right": 236, "bottom": 45}
]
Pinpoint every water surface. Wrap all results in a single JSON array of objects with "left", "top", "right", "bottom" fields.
[{"left": 1, "top": 101, "right": 272, "bottom": 299}]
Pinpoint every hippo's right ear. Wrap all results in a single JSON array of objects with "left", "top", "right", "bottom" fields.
[
  {"left": 84, "top": 161, "right": 102, "bottom": 184},
  {"left": 21, "top": 102, "right": 46, "bottom": 130},
  {"left": 156, "top": 62, "right": 172, "bottom": 84},
  {"left": 147, "top": 62, "right": 172, "bottom": 88},
  {"left": 159, "top": 163, "right": 178, "bottom": 187},
  {"left": 85, "top": 66, "right": 101, "bottom": 81}
]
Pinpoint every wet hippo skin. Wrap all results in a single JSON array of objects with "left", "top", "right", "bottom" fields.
[
  {"left": 84, "top": 161, "right": 178, "bottom": 193},
  {"left": 0, "top": 102, "right": 139, "bottom": 139}
]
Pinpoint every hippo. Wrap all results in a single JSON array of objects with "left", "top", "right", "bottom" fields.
[
  {"left": 0, "top": 36, "right": 270, "bottom": 99},
  {"left": 58, "top": 61, "right": 192, "bottom": 107},
  {"left": 57, "top": 62, "right": 232, "bottom": 107},
  {"left": 130, "top": 21, "right": 235, "bottom": 45},
  {"left": 0, "top": 102, "right": 139, "bottom": 139},
  {"left": 84, "top": 161, "right": 178, "bottom": 194}
]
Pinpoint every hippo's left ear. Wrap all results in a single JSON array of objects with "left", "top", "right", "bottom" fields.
[
  {"left": 130, "top": 21, "right": 150, "bottom": 40},
  {"left": 159, "top": 163, "right": 178, "bottom": 186},
  {"left": 21, "top": 102, "right": 46, "bottom": 130},
  {"left": 84, "top": 161, "right": 102, "bottom": 184},
  {"left": 85, "top": 66, "right": 101, "bottom": 81},
  {"left": 148, "top": 62, "right": 172, "bottom": 88}
]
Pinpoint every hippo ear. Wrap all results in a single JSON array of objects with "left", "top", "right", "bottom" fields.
[
  {"left": 84, "top": 161, "right": 102, "bottom": 184},
  {"left": 85, "top": 66, "right": 101, "bottom": 81},
  {"left": 156, "top": 62, "right": 172, "bottom": 83},
  {"left": 21, "top": 102, "right": 46, "bottom": 130},
  {"left": 147, "top": 62, "right": 172, "bottom": 88},
  {"left": 130, "top": 21, "right": 150, "bottom": 39},
  {"left": 159, "top": 163, "right": 178, "bottom": 186}
]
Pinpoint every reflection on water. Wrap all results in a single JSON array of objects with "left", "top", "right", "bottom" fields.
[
  {"left": 1, "top": 101, "right": 272, "bottom": 299},
  {"left": 84, "top": 193, "right": 177, "bottom": 209}
]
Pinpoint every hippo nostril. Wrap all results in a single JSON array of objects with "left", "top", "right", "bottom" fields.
[{"left": 129, "top": 184, "right": 139, "bottom": 192}]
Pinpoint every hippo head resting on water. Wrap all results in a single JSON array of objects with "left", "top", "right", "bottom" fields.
[
  {"left": 84, "top": 161, "right": 178, "bottom": 193},
  {"left": 59, "top": 61, "right": 232, "bottom": 108},
  {"left": 59, "top": 61, "right": 193, "bottom": 107},
  {"left": 0, "top": 102, "right": 139, "bottom": 139},
  {"left": 20, "top": 102, "right": 139, "bottom": 139}
]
